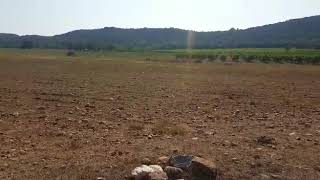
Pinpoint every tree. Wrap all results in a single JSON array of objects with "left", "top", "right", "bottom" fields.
[{"left": 20, "top": 41, "right": 33, "bottom": 49}]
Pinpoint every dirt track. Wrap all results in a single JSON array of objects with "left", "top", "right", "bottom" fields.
[{"left": 0, "top": 58, "right": 320, "bottom": 180}]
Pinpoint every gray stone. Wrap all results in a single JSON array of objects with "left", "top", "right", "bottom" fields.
[{"left": 165, "top": 166, "right": 183, "bottom": 179}]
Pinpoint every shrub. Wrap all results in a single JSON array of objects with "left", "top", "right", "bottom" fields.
[
  {"left": 66, "top": 51, "right": 76, "bottom": 56},
  {"left": 232, "top": 55, "right": 240, "bottom": 62},
  {"left": 242, "top": 56, "right": 250, "bottom": 63},
  {"left": 272, "top": 56, "right": 283, "bottom": 64},
  {"left": 208, "top": 55, "right": 218, "bottom": 62},
  {"left": 220, "top": 55, "right": 227, "bottom": 62},
  {"left": 260, "top": 55, "right": 270, "bottom": 63},
  {"left": 293, "top": 56, "right": 303, "bottom": 64},
  {"left": 311, "top": 56, "right": 320, "bottom": 65}
]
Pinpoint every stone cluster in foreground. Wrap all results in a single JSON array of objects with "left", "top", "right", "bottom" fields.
[{"left": 127, "top": 155, "right": 219, "bottom": 180}]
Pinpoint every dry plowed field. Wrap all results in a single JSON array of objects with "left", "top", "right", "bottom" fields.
[{"left": 0, "top": 56, "right": 319, "bottom": 179}]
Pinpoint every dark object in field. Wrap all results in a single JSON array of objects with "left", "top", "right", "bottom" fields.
[
  {"left": 66, "top": 51, "right": 76, "bottom": 56},
  {"left": 169, "top": 155, "right": 218, "bottom": 180},
  {"left": 257, "top": 136, "right": 276, "bottom": 146}
]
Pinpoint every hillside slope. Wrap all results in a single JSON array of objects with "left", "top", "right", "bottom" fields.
[{"left": 1, "top": 15, "right": 320, "bottom": 49}]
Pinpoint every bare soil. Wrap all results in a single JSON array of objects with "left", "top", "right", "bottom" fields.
[{"left": 0, "top": 58, "right": 319, "bottom": 180}]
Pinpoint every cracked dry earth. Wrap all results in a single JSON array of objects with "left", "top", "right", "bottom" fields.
[{"left": 0, "top": 58, "right": 320, "bottom": 180}]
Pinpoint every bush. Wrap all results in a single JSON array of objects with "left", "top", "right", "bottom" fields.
[
  {"left": 312, "top": 56, "right": 320, "bottom": 65},
  {"left": 243, "top": 55, "right": 255, "bottom": 63},
  {"left": 66, "top": 51, "right": 76, "bottom": 56},
  {"left": 272, "top": 56, "right": 283, "bottom": 64},
  {"left": 220, "top": 55, "right": 227, "bottom": 62},
  {"left": 260, "top": 55, "right": 271, "bottom": 63},
  {"left": 232, "top": 55, "right": 240, "bottom": 62},
  {"left": 208, "top": 55, "right": 218, "bottom": 62}
]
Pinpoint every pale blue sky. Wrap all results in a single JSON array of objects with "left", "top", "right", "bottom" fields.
[{"left": 1, "top": 0, "right": 320, "bottom": 36}]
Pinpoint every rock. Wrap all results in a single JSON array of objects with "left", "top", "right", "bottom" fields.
[
  {"left": 37, "top": 106, "right": 46, "bottom": 110},
  {"left": 157, "top": 156, "right": 170, "bottom": 166},
  {"left": 232, "top": 158, "right": 239, "bottom": 162},
  {"left": 259, "top": 174, "right": 271, "bottom": 179},
  {"left": 149, "top": 165, "right": 163, "bottom": 172},
  {"left": 249, "top": 101, "right": 255, "bottom": 105},
  {"left": 172, "top": 149, "right": 179, "bottom": 154},
  {"left": 131, "top": 165, "right": 167, "bottom": 180},
  {"left": 85, "top": 103, "right": 95, "bottom": 108},
  {"left": 131, "top": 165, "right": 154, "bottom": 180},
  {"left": 270, "top": 174, "right": 282, "bottom": 179},
  {"left": 165, "top": 166, "right": 183, "bottom": 179},
  {"left": 204, "top": 131, "right": 215, "bottom": 136},
  {"left": 142, "top": 158, "right": 152, "bottom": 165},
  {"left": 149, "top": 171, "right": 168, "bottom": 180},
  {"left": 189, "top": 157, "right": 218, "bottom": 180},
  {"left": 12, "top": 112, "right": 19, "bottom": 117},
  {"left": 96, "top": 177, "right": 106, "bottom": 180},
  {"left": 169, "top": 155, "right": 194, "bottom": 169},
  {"left": 289, "top": 132, "right": 296, "bottom": 136}
]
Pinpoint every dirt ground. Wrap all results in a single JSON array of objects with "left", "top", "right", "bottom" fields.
[{"left": 0, "top": 57, "right": 319, "bottom": 180}]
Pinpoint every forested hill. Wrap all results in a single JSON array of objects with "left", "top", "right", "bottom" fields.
[{"left": 1, "top": 15, "right": 320, "bottom": 50}]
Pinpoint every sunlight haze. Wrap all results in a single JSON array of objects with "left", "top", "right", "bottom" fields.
[{"left": 1, "top": 0, "right": 320, "bottom": 35}]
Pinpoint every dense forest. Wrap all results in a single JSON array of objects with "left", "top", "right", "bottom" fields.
[{"left": 1, "top": 15, "right": 320, "bottom": 50}]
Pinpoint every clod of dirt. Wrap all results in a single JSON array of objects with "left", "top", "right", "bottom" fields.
[
  {"left": 85, "top": 103, "right": 95, "bottom": 108},
  {"left": 256, "top": 136, "right": 276, "bottom": 146},
  {"left": 37, "top": 106, "right": 46, "bottom": 110},
  {"left": 157, "top": 156, "right": 170, "bottom": 167},
  {"left": 141, "top": 158, "right": 152, "bottom": 165},
  {"left": 11, "top": 112, "right": 19, "bottom": 117}
]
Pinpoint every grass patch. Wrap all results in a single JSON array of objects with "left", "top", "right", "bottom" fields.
[{"left": 152, "top": 119, "right": 189, "bottom": 136}]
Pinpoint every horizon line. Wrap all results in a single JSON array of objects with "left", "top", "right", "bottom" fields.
[{"left": 1, "top": 14, "right": 319, "bottom": 37}]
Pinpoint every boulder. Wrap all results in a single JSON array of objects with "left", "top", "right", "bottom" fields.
[
  {"left": 189, "top": 157, "right": 218, "bottom": 180},
  {"left": 131, "top": 165, "right": 168, "bottom": 180},
  {"left": 165, "top": 166, "right": 183, "bottom": 180},
  {"left": 169, "top": 155, "right": 194, "bottom": 169}
]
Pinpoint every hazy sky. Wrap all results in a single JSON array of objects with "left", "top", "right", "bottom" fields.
[{"left": 1, "top": 0, "right": 320, "bottom": 36}]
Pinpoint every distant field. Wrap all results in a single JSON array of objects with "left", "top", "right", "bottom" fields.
[
  {"left": 0, "top": 48, "right": 175, "bottom": 62},
  {"left": 1, "top": 48, "right": 320, "bottom": 65}
]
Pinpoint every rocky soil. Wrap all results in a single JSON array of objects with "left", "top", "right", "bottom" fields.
[{"left": 0, "top": 58, "right": 320, "bottom": 179}]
